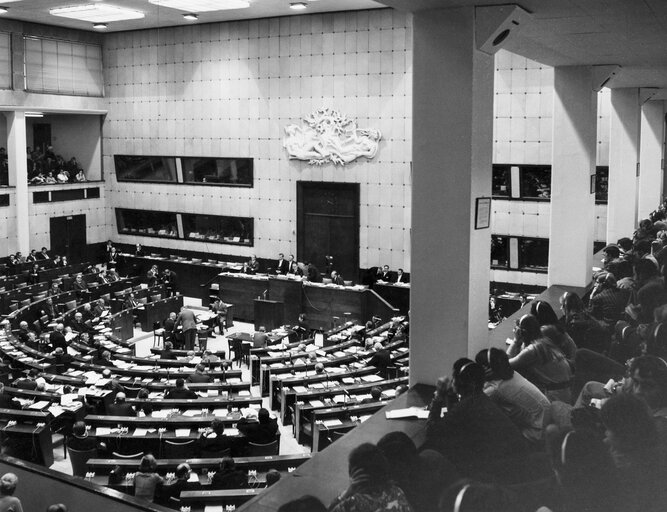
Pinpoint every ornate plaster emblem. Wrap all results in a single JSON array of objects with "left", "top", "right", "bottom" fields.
[{"left": 283, "top": 108, "right": 382, "bottom": 166}]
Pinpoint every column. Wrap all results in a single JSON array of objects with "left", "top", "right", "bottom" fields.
[
  {"left": 637, "top": 100, "right": 665, "bottom": 220},
  {"left": 547, "top": 67, "right": 597, "bottom": 287},
  {"left": 607, "top": 89, "right": 640, "bottom": 243},
  {"left": 410, "top": 7, "right": 494, "bottom": 386},
  {"left": 6, "top": 111, "right": 29, "bottom": 254}
]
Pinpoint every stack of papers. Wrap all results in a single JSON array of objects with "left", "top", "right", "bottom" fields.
[
  {"left": 322, "top": 419, "right": 343, "bottom": 427},
  {"left": 385, "top": 407, "right": 430, "bottom": 420},
  {"left": 175, "top": 429, "right": 191, "bottom": 437}
]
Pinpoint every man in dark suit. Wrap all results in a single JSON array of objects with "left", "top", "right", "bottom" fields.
[
  {"left": 106, "top": 392, "right": 136, "bottom": 416},
  {"left": 25, "top": 249, "right": 38, "bottom": 262},
  {"left": 165, "top": 379, "right": 198, "bottom": 399},
  {"left": 198, "top": 418, "right": 233, "bottom": 456},
  {"left": 186, "top": 364, "right": 211, "bottom": 384},
  {"left": 93, "top": 298, "right": 107, "bottom": 318},
  {"left": 286, "top": 255, "right": 303, "bottom": 276},
  {"left": 49, "top": 323, "right": 68, "bottom": 352},
  {"left": 93, "top": 350, "right": 115, "bottom": 367},
  {"left": 162, "top": 269, "right": 177, "bottom": 297},
  {"left": 175, "top": 307, "right": 197, "bottom": 351},
  {"left": 395, "top": 268, "right": 409, "bottom": 284},
  {"left": 380, "top": 265, "right": 394, "bottom": 282},
  {"left": 68, "top": 312, "right": 92, "bottom": 335},
  {"left": 123, "top": 292, "right": 140, "bottom": 310},
  {"left": 38, "top": 247, "right": 50, "bottom": 260},
  {"left": 163, "top": 312, "right": 177, "bottom": 343},
  {"left": 161, "top": 341, "right": 177, "bottom": 360},
  {"left": 17, "top": 322, "right": 32, "bottom": 344},
  {"left": 237, "top": 408, "right": 278, "bottom": 444},
  {"left": 276, "top": 253, "right": 289, "bottom": 275},
  {"left": 306, "top": 262, "right": 322, "bottom": 283},
  {"left": 330, "top": 270, "right": 345, "bottom": 286},
  {"left": 52, "top": 347, "right": 74, "bottom": 373}
]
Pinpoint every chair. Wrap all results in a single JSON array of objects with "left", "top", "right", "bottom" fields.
[
  {"left": 111, "top": 451, "right": 144, "bottom": 459},
  {"left": 20, "top": 299, "right": 30, "bottom": 308},
  {"left": 138, "top": 297, "right": 148, "bottom": 304},
  {"left": 200, "top": 447, "right": 231, "bottom": 459},
  {"left": 230, "top": 338, "right": 249, "bottom": 368},
  {"left": 150, "top": 294, "right": 162, "bottom": 302},
  {"left": 101, "top": 293, "right": 111, "bottom": 302},
  {"left": 8, "top": 303, "right": 18, "bottom": 313},
  {"left": 67, "top": 447, "right": 97, "bottom": 476},
  {"left": 247, "top": 440, "right": 279, "bottom": 456},
  {"left": 343, "top": 280, "right": 353, "bottom": 286},
  {"left": 164, "top": 439, "right": 196, "bottom": 459},
  {"left": 64, "top": 300, "right": 77, "bottom": 311},
  {"left": 153, "top": 322, "right": 164, "bottom": 348},
  {"left": 196, "top": 330, "right": 209, "bottom": 351}
]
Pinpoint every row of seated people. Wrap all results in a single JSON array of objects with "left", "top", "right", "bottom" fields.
[{"left": 26, "top": 146, "right": 87, "bottom": 184}]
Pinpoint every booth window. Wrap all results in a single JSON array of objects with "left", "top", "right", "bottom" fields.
[
  {"left": 491, "top": 235, "right": 509, "bottom": 268},
  {"left": 181, "top": 214, "right": 253, "bottom": 246},
  {"left": 595, "top": 166, "right": 609, "bottom": 203},
  {"left": 0, "top": 32, "right": 10, "bottom": 90},
  {"left": 116, "top": 209, "right": 179, "bottom": 238},
  {"left": 519, "top": 166, "right": 551, "bottom": 199},
  {"left": 114, "top": 155, "right": 177, "bottom": 183},
  {"left": 518, "top": 237, "right": 549, "bottom": 272},
  {"left": 181, "top": 157, "right": 253, "bottom": 186},
  {"left": 492, "top": 165, "right": 511, "bottom": 198}
]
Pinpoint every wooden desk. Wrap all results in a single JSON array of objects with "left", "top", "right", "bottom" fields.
[
  {"left": 0, "top": 408, "right": 54, "bottom": 466},
  {"left": 308, "top": 402, "right": 385, "bottom": 452},
  {"left": 180, "top": 488, "right": 261, "bottom": 507},
  {"left": 373, "top": 282, "right": 410, "bottom": 315}
]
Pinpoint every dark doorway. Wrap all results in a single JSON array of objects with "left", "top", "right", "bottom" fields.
[
  {"left": 50, "top": 215, "right": 87, "bottom": 263},
  {"left": 297, "top": 182, "right": 359, "bottom": 282},
  {"left": 33, "top": 124, "right": 51, "bottom": 154}
]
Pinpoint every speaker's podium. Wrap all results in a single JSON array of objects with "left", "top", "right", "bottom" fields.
[{"left": 254, "top": 299, "right": 284, "bottom": 331}]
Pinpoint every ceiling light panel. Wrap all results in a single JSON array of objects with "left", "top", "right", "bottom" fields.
[
  {"left": 50, "top": 4, "right": 145, "bottom": 23},
  {"left": 148, "top": 0, "right": 250, "bottom": 13}
]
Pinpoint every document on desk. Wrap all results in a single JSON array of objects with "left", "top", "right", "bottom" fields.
[
  {"left": 96, "top": 427, "right": 112, "bottom": 436},
  {"left": 133, "top": 428, "right": 148, "bottom": 436},
  {"left": 342, "top": 377, "right": 355, "bottom": 384},
  {"left": 224, "top": 428, "right": 239, "bottom": 436},
  {"left": 309, "top": 400, "right": 324, "bottom": 407},
  {"left": 385, "top": 407, "right": 432, "bottom": 420},
  {"left": 322, "top": 419, "right": 343, "bottom": 427},
  {"left": 175, "top": 429, "right": 191, "bottom": 437},
  {"left": 361, "top": 374, "right": 383, "bottom": 382},
  {"left": 237, "top": 390, "right": 250, "bottom": 396},
  {"left": 292, "top": 386, "right": 308, "bottom": 393},
  {"left": 29, "top": 401, "right": 50, "bottom": 410},
  {"left": 204, "top": 506, "right": 224, "bottom": 512},
  {"left": 48, "top": 405, "right": 64, "bottom": 418}
]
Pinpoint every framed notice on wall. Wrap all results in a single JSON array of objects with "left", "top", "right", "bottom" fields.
[{"left": 475, "top": 197, "right": 491, "bottom": 230}]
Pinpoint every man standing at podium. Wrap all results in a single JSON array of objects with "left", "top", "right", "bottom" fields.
[{"left": 175, "top": 306, "right": 197, "bottom": 351}]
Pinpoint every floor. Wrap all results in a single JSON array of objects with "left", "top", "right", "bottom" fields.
[{"left": 49, "top": 297, "right": 307, "bottom": 475}]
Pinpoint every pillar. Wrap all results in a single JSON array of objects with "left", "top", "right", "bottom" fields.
[
  {"left": 6, "top": 111, "right": 29, "bottom": 254},
  {"left": 548, "top": 67, "right": 597, "bottom": 287},
  {"left": 410, "top": 7, "right": 494, "bottom": 386},
  {"left": 607, "top": 89, "right": 640, "bottom": 243},
  {"left": 637, "top": 100, "right": 665, "bottom": 220}
]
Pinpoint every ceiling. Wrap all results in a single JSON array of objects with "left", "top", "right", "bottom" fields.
[
  {"left": 381, "top": 0, "right": 667, "bottom": 89},
  {"left": 0, "top": 0, "right": 383, "bottom": 32},
  {"left": 3, "top": 0, "right": 667, "bottom": 89}
]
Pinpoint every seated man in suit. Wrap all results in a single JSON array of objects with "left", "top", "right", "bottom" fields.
[
  {"left": 38, "top": 247, "right": 50, "bottom": 260},
  {"left": 14, "top": 369, "right": 42, "bottom": 391},
  {"left": 47, "top": 282, "right": 61, "bottom": 297},
  {"left": 379, "top": 265, "right": 394, "bottom": 282},
  {"left": 72, "top": 273, "right": 89, "bottom": 299},
  {"left": 305, "top": 262, "right": 322, "bottom": 283},
  {"left": 276, "top": 253, "right": 289, "bottom": 275},
  {"left": 165, "top": 378, "right": 198, "bottom": 400},
  {"left": 161, "top": 341, "right": 177, "bottom": 360},
  {"left": 68, "top": 312, "right": 92, "bottom": 335},
  {"left": 187, "top": 364, "right": 211, "bottom": 384},
  {"left": 162, "top": 269, "right": 177, "bottom": 297},
  {"left": 236, "top": 408, "right": 278, "bottom": 444},
  {"left": 252, "top": 326, "right": 269, "bottom": 349},
  {"left": 286, "top": 255, "right": 303, "bottom": 276},
  {"left": 81, "top": 303, "right": 94, "bottom": 323},
  {"left": 93, "top": 350, "right": 115, "bottom": 367},
  {"left": 395, "top": 268, "right": 409, "bottom": 284},
  {"left": 123, "top": 292, "right": 140, "bottom": 310},
  {"left": 248, "top": 255, "right": 260, "bottom": 273},
  {"left": 106, "top": 392, "right": 136, "bottom": 416},
  {"left": 198, "top": 418, "right": 233, "bottom": 456},
  {"left": 16, "top": 322, "right": 32, "bottom": 344},
  {"left": 93, "top": 298, "right": 108, "bottom": 318},
  {"left": 68, "top": 421, "right": 106, "bottom": 454},
  {"left": 52, "top": 347, "right": 74, "bottom": 372}
]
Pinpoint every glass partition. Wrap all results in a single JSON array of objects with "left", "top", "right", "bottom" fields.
[
  {"left": 491, "top": 235, "right": 509, "bottom": 268},
  {"left": 519, "top": 166, "right": 551, "bottom": 199},
  {"left": 181, "top": 213, "right": 253, "bottom": 246},
  {"left": 115, "top": 209, "right": 179, "bottom": 238},
  {"left": 181, "top": 157, "right": 253, "bottom": 186},
  {"left": 114, "top": 155, "right": 178, "bottom": 182},
  {"left": 492, "top": 165, "right": 511, "bottom": 198},
  {"left": 518, "top": 237, "right": 549, "bottom": 272}
]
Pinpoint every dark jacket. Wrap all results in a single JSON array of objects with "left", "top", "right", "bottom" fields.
[
  {"left": 237, "top": 418, "right": 278, "bottom": 444},
  {"left": 165, "top": 387, "right": 198, "bottom": 400},
  {"left": 106, "top": 402, "right": 136, "bottom": 416},
  {"left": 211, "top": 469, "right": 247, "bottom": 490}
]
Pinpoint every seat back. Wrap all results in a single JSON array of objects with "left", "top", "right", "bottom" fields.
[
  {"left": 68, "top": 446, "right": 97, "bottom": 477},
  {"left": 247, "top": 440, "right": 279, "bottom": 456},
  {"left": 111, "top": 451, "right": 144, "bottom": 459},
  {"left": 20, "top": 299, "right": 31, "bottom": 308},
  {"left": 150, "top": 294, "right": 162, "bottom": 302},
  {"left": 65, "top": 300, "right": 77, "bottom": 311},
  {"left": 200, "top": 447, "right": 231, "bottom": 459},
  {"left": 164, "top": 439, "right": 196, "bottom": 459},
  {"left": 101, "top": 293, "right": 111, "bottom": 302}
]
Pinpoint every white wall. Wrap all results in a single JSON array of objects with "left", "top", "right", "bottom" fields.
[{"left": 103, "top": 9, "right": 413, "bottom": 270}]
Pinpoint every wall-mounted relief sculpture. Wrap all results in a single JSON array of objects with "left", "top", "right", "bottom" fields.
[{"left": 283, "top": 108, "right": 382, "bottom": 166}]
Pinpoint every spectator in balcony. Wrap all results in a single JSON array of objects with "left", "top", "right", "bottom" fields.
[
  {"left": 329, "top": 443, "right": 411, "bottom": 512},
  {"left": 44, "top": 171, "right": 56, "bottom": 184},
  {"left": 134, "top": 454, "right": 164, "bottom": 503},
  {"left": 56, "top": 169, "right": 69, "bottom": 183},
  {"left": 38, "top": 247, "right": 50, "bottom": 260},
  {"left": 0, "top": 473, "right": 23, "bottom": 512}
]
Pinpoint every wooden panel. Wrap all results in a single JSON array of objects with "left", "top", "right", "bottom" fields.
[
  {"left": 373, "top": 283, "right": 410, "bottom": 315},
  {"left": 268, "top": 277, "right": 302, "bottom": 325},
  {"left": 217, "top": 275, "right": 268, "bottom": 322}
]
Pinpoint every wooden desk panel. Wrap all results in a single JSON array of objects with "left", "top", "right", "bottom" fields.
[
  {"left": 373, "top": 283, "right": 410, "bottom": 315},
  {"left": 217, "top": 275, "right": 268, "bottom": 321}
]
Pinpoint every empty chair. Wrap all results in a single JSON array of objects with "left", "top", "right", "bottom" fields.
[
  {"left": 153, "top": 322, "right": 164, "bottom": 348},
  {"left": 138, "top": 297, "right": 148, "bottom": 304},
  {"left": 164, "top": 439, "right": 195, "bottom": 459},
  {"left": 247, "top": 440, "right": 279, "bottom": 456},
  {"left": 32, "top": 319, "right": 41, "bottom": 335},
  {"left": 67, "top": 447, "right": 98, "bottom": 477},
  {"left": 101, "top": 293, "right": 111, "bottom": 302},
  {"left": 113, "top": 291, "right": 125, "bottom": 298},
  {"left": 8, "top": 303, "right": 18, "bottom": 313}
]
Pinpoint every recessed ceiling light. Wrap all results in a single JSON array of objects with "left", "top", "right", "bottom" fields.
[
  {"left": 290, "top": 2, "right": 307, "bottom": 9},
  {"left": 148, "top": 0, "right": 249, "bottom": 12},
  {"left": 183, "top": 13, "right": 198, "bottom": 21},
  {"left": 93, "top": 22, "right": 107, "bottom": 29},
  {"left": 50, "top": 4, "right": 145, "bottom": 23},
  {"left": 0, "top": 8, "right": 7, "bottom": 15}
]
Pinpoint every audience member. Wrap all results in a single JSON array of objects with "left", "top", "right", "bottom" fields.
[
  {"left": 0, "top": 473, "right": 22, "bottom": 512},
  {"left": 198, "top": 419, "right": 233, "bottom": 456},
  {"left": 329, "top": 443, "right": 412, "bottom": 512},
  {"left": 211, "top": 456, "right": 247, "bottom": 489},
  {"left": 106, "top": 392, "right": 136, "bottom": 416},
  {"left": 157, "top": 463, "right": 190, "bottom": 505},
  {"left": 165, "top": 379, "right": 198, "bottom": 400},
  {"left": 236, "top": 408, "right": 278, "bottom": 444},
  {"left": 134, "top": 454, "right": 163, "bottom": 502}
]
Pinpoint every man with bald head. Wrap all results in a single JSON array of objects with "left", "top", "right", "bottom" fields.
[
  {"left": 49, "top": 323, "right": 67, "bottom": 352},
  {"left": 107, "top": 392, "right": 136, "bottom": 416}
]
